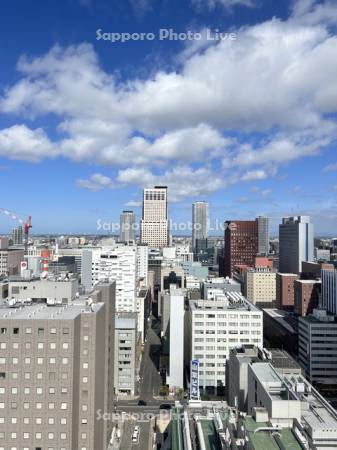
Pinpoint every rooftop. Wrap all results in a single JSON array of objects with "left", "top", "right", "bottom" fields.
[
  {"left": 0, "top": 299, "right": 103, "bottom": 320},
  {"left": 242, "top": 417, "right": 302, "bottom": 450}
]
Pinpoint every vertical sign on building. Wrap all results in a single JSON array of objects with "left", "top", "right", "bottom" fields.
[{"left": 190, "top": 359, "right": 200, "bottom": 400}]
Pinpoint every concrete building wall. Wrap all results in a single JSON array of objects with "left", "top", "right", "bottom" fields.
[{"left": 167, "top": 289, "right": 185, "bottom": 390}]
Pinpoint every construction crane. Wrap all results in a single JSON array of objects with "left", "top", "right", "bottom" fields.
[{"left": 0, "top": 208, "right": 32, "bottom": 252}]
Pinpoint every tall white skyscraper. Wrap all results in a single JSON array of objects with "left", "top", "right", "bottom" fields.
[
  {"left": 279, "top": 216, "right": 314, "bottom": 274},
  {"left": 192, "top": 201, "right": 209, "bottom": 249},
  {"left": 140, "top": 186, "right": 169, "bottom": 249},
  {"left": 89, "top": 245, "right": 137, "bottom": 312},
  {"left": 119, "top": 210, "right": 136, "bottom": 242},
  {"left": 256, "top": 216, "right": 269, "bottom": 255}
]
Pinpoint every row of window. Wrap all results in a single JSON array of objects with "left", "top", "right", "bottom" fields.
[
  {"left": 0, "top": 327, "right": 71, "bottom": 335},
  {"left": 0, "top": 411, "right": 88, "bottom": 424},
  {"left": 0, "top": 402, "right": 69, "bottom": 410},
  {"left": 0, "top": 387, "right": 69, "bottom": 395},
  {"left": 0, "top": 357, "right": 70, "bottom": 365},
  {"left": 0, "top": 342, "right": 69, "bottom": 350}
]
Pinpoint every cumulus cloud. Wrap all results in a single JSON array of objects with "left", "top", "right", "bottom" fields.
[
  {"left": 1, "top": 0, "right": 337, "bottom": 200},
  {"left": 241, "top": 169, "right": 268, "bottom": 181},
  {"left": 0, "top": 125, "right": 57, "bottom": 162},
  {"left": 116, "top": 165, "right": 225, "bottom": 201},
  {"left": 76, "top": 173, "right": 114, "bottom": 191}
]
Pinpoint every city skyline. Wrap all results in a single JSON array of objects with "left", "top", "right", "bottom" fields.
[{"left": 0, "top": 0, "right": 337, "bottom": 234}]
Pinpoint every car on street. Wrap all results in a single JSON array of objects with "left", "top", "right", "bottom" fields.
[{"left": 131, "top": 425, "right": 140, "bottom": 443}]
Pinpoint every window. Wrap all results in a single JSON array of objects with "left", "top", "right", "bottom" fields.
[
  {"left": 36, "top": 417, "right": 42, "bottom": 424},
  {"left": 12, "top": 343, "right": 19, "bottom": 349},
  {"left": 62, "top": 328, "right": 69, "bottom": 334},
  {"left": 49, "top": 387, "right": 55, "bottom": 394},
  {"left": 25, "top": 342, "right": 31, "bottom": 349},
  {"left": 60, "top": 432, "right": 67, "bottom": 439},
  {"left": 25, "top": 357, "right": 31, "bottom": 364},
  {"left": 25, "top": 328, "right": 32, "bottom": 334},
  {"left": 12, "top": 357, "right": 18, "bottom": 364},
  {"left": 81, "top": 418, "right": 88, "bottom": 424},
  {"left": 38, "top": 328, "right": 44, "bottom": 336},
  {"left": 37, "top": 388, "right": 43, "bottom": 395},
  {"left": 0, "top": 328, "right": 7, "bottom": 335},
  {"left": 0, "top": 358, "right": 5, "bottom": 364},
  {"left": 48, "top": 402, "right": 55, "bottom": 410},
  {"left": 13, "top": 328, "right": 19, "bottom": 335},
  {"left": 36, "top": 403, "right": 42, "bottom": 409},
  {"left": 50, "top": 343, "right": 56, "bottom": 350},
  {"left": 11, "top": 387, "right": 18, "bottom": 394},
  {"left": 60, "top": 417, "right": 67, "bottom": 425},
  {"left": 62, "top": 358, "right": 68, "bottom": 365},
  {"left": 48, "top": 432, "right": 54, "bottom": 439},
  {"left": 24, "top": 388, "right": 30, "bottom": 394},
  {"left": 37, "top": 343, "right": 44, "bottom": 349},
  {"left": 50, "top": 328, "right": 56, "bottom": 334},
  {"left": 48, "top": 418, "right": 55, "bottom": 425},
  {"left": 24, "top": 372, "right": 30, "bottom": 380},
  {"left": 62, "top": 343, "right": 69, "bottom": 350},
  {"left": 0, "top": 388, "right": 4, "bottom": 394},
  {"left": 61, "top": 402, "right": 67, "bottom": 410},
  {"left": 82, "top": 377, "right": 88, "bottom": 383},
  {"left": 49, "top": 358, "right": 56, "bottom": 364},
  {"left": 0, "top": 343, "right": 6, "bottom": 349}
]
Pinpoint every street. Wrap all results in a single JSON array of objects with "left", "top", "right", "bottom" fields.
[{"left": 113, "top": 316, "right": 172, "bottom": 450}]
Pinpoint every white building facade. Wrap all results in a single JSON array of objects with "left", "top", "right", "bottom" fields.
[{"left": 189, "top": 292, "right": 263, "bottom": 395}]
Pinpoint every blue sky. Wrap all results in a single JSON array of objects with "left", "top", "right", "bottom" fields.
[{"left": 0, "top": 0, "right": 337, "bottom": 235}]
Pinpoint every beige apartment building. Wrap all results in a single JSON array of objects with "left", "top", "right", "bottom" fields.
[
  {"left": 0, "top": 281, "right": 116, "bottom": 450},
  {"left": 245, "top": 268, "right": 276, "bottom": 307}
]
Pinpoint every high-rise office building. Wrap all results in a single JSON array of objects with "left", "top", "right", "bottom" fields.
[
  {"left": 119, "top": 210, "right": 136, "bottom": 242},
  {"left": 256, "top": 216, "right": 269, "bottom": 255},
  {"left": 192, "top": 201, "right": 209, "bottom": 250},
  {"left": 279, "top": 216, "right": 314, "bottom": 274},
  {"left": 0, "top": 281, "right": 116, "bottom": 450},
  {"left": 322, "top": 266, "right": 337, "bottom": 315},
  {"left": 140, "top": 186, "right": 169, "bottom": 249},
  {"left": 12, "top": 225, "right": 23, "bottom": 245},
  {"left": 223, "top": 220, "right": 258, "bottom": 277},
  {"left": 91, "top": 245, "right": 137, "bottom": 312}
]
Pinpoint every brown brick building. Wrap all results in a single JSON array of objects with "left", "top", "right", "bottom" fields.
[
  {"left": 276, "top": 273, "right": 299, "bottom": 310},
  {"left": 223, "top": 220, "right": 258, "bottom": 277},
  {"left": 294, "top": 279, "right": 321, "bottom": 316}
]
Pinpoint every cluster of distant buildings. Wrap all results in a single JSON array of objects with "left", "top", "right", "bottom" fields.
[{"left": 0, "top": 186, "right": 337, "bottom": 449}]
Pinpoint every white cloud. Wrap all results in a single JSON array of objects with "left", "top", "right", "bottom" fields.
[
  {"left": 191, "top": 0, "right": 256, "bottom": 10},
  {"left": 0, "top": 125, "right": 57, "bottom": 162},
  {"left": 116, "top": 165, "right": 225, "bottom": 201},
  {"left": 76, "top": 173, "right": 114, "bottom": 191},
  {"left": 241, "top": 169, "right": 268, "bottom": 181},
  {"left": 1, "top": 1, "right": 337, "bottom": 200},
  {"left": 125, "top": 200, "right": 142, "bottom": 207},
  {"left": 323, "top": 162, "right": 337, "bottom": 172}
]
